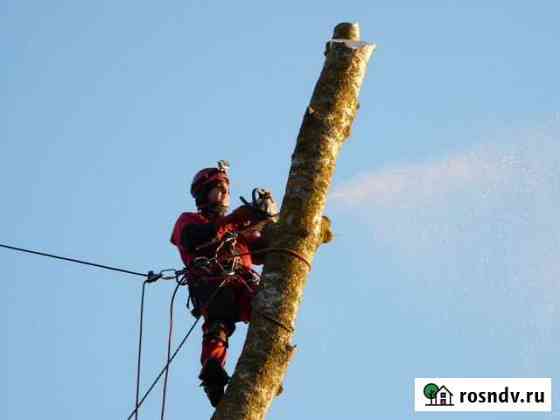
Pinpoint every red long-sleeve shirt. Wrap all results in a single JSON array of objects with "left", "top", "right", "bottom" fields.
[{"left": 170, "top": 211, "right": 264, "bottom": 271}]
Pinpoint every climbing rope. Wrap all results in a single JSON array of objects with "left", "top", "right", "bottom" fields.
[
  {"left": 134, "top": 280, "right": 148, "bottom": 420},
  {"left": 0, "top": 242, "right": 149, "bottom": 278},
  {"left": 127, "top": 313, "right": 201, "bottom": 420},
  {"left": 126, "top": 275, "right": 230, "bottom": 420},
  {"left": 234, "top": 247, "right": 312, "bottom": 270},
  {"left": 160, "top": 273, "right": 188, "bottom": 420}
]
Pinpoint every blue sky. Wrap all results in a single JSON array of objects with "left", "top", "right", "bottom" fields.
[{"left": 2, "top": 1, "right": 559, "bottom": 419}]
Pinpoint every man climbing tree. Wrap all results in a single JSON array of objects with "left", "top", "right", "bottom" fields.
[{"left": 170, "top": 160, "right": 277, "bottom": 406}]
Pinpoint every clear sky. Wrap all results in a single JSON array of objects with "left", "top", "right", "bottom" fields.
[{"left": 2, "top": 1, "right": 559, "bottom": 419}]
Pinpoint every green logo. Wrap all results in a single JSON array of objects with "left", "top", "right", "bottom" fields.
[{"left": 423, "top": 383, "right": 455, "bottom": 406}]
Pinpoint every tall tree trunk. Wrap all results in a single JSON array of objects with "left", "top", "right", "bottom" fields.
[{"left": 212, "top": 22, "right": 375, "bottom": 420}]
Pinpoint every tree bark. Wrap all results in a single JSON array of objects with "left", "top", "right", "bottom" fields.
[{"left": 212, "top": 22, "right": 375, "bottom": 420}]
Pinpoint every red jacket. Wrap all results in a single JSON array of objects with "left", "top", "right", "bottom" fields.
[{"left": 171, "top": 210, "right": 264, "bottom": 272}]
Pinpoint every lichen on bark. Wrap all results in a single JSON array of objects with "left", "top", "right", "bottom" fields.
[{"left": 211, "top": 22, "right": 375, "bottom": 420}]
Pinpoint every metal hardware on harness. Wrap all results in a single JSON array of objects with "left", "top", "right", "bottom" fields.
[
  {"left": 215, "top": 232, "right": 238, "bottom": 254},
  {"left": 146, "top": 271, "right": 162, "bottom": 283},
  {"left": 247, "top": 269, "right": 261, "bottom": 286},
  {"left": 213, "top": 232, "right": 239, "bottom": 275},
  {"left": 146, "top": 269, "right": 187, "bottom": 283},
  {"left": 175, "top": 271, "right": 189, "bottom": 286}
]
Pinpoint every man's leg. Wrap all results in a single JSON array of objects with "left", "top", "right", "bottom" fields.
[{"left": 199, "top": 320, "right": 234, "bottom": 407}]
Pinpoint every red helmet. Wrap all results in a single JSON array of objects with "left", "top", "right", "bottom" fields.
[{"left": 190, "top": 160, "right": 230, "bottom": 199}]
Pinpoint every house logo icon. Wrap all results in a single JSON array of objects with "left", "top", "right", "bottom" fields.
[{"left": 423, "top": 383, "right": 455, "bottom": 406}]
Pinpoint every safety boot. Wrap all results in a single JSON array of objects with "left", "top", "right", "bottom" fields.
[{"left": 199, "top": 358, "right": 230, "bottom": 407}]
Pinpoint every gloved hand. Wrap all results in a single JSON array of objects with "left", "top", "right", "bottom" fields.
[
  {"left": 253, "top": 188, "right": 278, "bottom": 219},
  {"left": 218, "top": 205, "right": 261, "bottom": 231}
]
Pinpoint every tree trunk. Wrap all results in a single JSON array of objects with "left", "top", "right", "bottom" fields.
[{"left": 212, "top": 22, "right": 375, "bottom": 420}]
